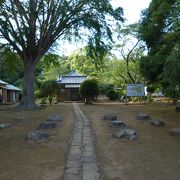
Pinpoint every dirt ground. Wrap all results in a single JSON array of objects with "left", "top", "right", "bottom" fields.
[
  {"left": 80, "top": 102, "right": 180, "bottom": 180},
  {"left": 0, "top": 102, "right": 180, "bottom": 180},
  {"left": 0, "top": 103, "right": 74, "bottom": 180}
]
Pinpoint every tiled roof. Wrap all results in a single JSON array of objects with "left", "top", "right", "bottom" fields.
[
  {"left": 0, "top": 80, "right": 20, "bottom": 91},
  {"left": 57, "top": 71, "right": 87, "bottom": 85},
  {"left": 0, "top": 80, "right": 8, "bottom": 85},
  {"left": 5, "top": 84, "right": 21, "bottom": 91},
  {"left": 59, "top": 76, "right": 87, "bottom": 84}
]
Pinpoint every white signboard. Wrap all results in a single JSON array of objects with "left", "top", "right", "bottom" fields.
[{"left": 126, "top": 84, "right": 145, "bottom": 97}]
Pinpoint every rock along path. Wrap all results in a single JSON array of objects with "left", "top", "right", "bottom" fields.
[{"left": 64, "top": 103, "right": 101, "bottom": 180}]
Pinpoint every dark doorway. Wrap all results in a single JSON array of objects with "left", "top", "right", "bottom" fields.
[{"left": 69, "top": 88, "right": 80, "bottom": 101}]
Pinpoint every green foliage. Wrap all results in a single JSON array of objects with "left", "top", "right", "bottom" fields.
[
  {"left": 162, "top": 54, "right": 180, "bottom": 99},
  {"left": 91, "top": 60, "right": 116, "bottom": 86},
  {"left": 38, "top": 54, "right": 71, "bottom": 81},
  {"left": 42, "top": 53, "right": 61, "bottom": 67},
  {"left": 113, "top": 59, "right": 143, "bottom": 84},
  {"left": 114, "top": 23, "right": 145, "bottom": 84},
  {"left": 0, "top": 46, "right": 24, "bottom": 87},
  {"left": 40, "top": 97, "right": 47, "bottom": 105},
  {"left": 69, "top": 47, "right": 111, "bottom": 78},
  {"left": 139, "top": 0, "right": 180, "bottom": 100},
  {"left": 0, "top": 0, "right": 124, "bottom": 108},
  {"left": 140, "top": 0, "right": 179, "bottom": 53},
  {"left": 69, "top": 48, "right": 98, "bottom": 77},
  {"left": 35, "top": 54, "right": 71, "bottom": 97},
  {"left": 98, "top": 83, "right": 114, "bottom": 94},
  {"left": 147, "top": 86, "right": 155, "bottom": 94},
  {"left": 0, "top": 0, "right": 124, "bottom": 63},
  {"left": 106, "top": 89, "right": 118, "bottom": 101},
  {"left": 139, "top": 55, "right": 164, "bottom": 83},
  {"left": 39, "top": 80, "right": 59, "bottom": 105},
  {"left": 80, "top": 79, "right": 99, "bottom": 103}
]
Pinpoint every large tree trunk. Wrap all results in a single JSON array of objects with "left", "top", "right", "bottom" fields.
[{"left": 18, "top": 63, "right": 37, "bottom": 110}]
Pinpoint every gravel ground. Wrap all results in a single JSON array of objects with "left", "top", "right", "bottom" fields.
[
  {"left": 80, "top": 102, "right": 180, "bottom": 180},
  {"left": 0, "top": 103, "right": 74, "bottom": 180},
  {"left": 0, "top": 102, "right": 180, "bottom": 180}
]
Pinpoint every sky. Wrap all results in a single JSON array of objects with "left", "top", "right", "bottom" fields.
[
  {"left": 59, "top": 0, "right": 152, "bottom": 55},
  {"left": 111, "top": 0, "right": 152, "bottom": 24}
]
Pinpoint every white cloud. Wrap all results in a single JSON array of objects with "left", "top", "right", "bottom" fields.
[{"left": 111, "top": 0, "right": 151, "bottom": 24}]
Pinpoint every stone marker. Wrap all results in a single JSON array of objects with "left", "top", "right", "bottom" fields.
[
  {"left": 136, "top": 113, "right": 150, "bottom": 120},
  {"left": 169, "top": 128, "right": 180, "bottom": 137},
  {"left": 111, "top": 121, "right": 126, "bottom": 128},
  {"left": 47, "top": 115, "right": 63, "bottom": 121},
  {"left": 0, "top": 123, "right": 11, "bottom": 129},
  {"left": 103, "top": 114, "right": 117, "bottom": 121},
  {"left": 37, "top": 122, "right": 58, "bottom": 129},
  {"left": 151, "top": 120, "right": 165, "bottom": 127},
  {"left": 113, "top": 128, "right": 137, "bottom": 140},
  {"left": 26, "top": 131, "right": 49, "bottom": 141}
]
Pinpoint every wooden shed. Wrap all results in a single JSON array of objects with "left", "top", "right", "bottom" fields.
[
  {"left": 0, "top": 80, "right": 21, "bottom": 104},
  {"left": 0, "top": 80, "right": 8, "bottom": 104},
  {"left": 5, "top": 84, "right": 21, "bottom": 103},
  {"left": 57, "top": 71, "right": 87, "bottom": 102}
]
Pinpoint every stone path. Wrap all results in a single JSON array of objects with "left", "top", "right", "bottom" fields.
[{"left": 64, "top": 103, "right": 101, "bottom": 180}]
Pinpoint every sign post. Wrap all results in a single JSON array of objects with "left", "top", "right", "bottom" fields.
[{"left": 126, "top": 84, "right": 145, "bottom": 104}]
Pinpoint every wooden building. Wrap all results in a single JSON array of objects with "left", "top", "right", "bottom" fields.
[
  {"left": 0, "top": 80, "right": 8, "bottom": 104},
  {"left": 0, "top": 80, "right": 21, "bottom": 104},
  {"left": 57, "top": 71, "right": 87, "bottom": 102}
]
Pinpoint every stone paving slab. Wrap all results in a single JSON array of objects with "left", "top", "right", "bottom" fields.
[{"left": 64, "top": 103, "right": 101, "bottom": 180}]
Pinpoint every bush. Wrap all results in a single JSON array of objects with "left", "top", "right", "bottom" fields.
[
  {"left": 40, "top": 97, "right": 47, "bottom": 104},
  {"left": 146, "top": 85, "right": 156, "bottom": 103},
  {"left": 106, "top": 89, "right": 118, "bottom": 100},
  {"left": 80, "top": 79, "right": 99, "bottom": 104},
  {"left": 147, "top": 86, "right": 155, "bottom": 94},
  {"left": 39, "top": 80, "right": 58, "bottom": 105},
  {"left": 98, "top": 83, "right": 115, "bottom": 94}
]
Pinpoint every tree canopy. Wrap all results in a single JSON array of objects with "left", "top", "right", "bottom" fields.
[
  {"left": 114, "top": 23, "right": 145, "bottom": 84},
  {"left": 0, "top": 45, "right": 24, "bottom": 87},
  {"left": 139, "top": 0, "right": 180, "bottom": 99},
  {"left": 140, "top": 0, "right": 179, "bottom": 54},
  {"left": 0, "top": 0, "right": 124, "bottom": 109}
]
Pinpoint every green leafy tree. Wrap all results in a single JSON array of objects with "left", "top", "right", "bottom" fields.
[
  {"left": 162, "top": 54, "right": 180, "bottom": 101},
  {"left": 34, "top": 54, "right": 70, "bottom": 97},
  {"left": 0, "top": 0, "right": 124, "bottom": 109},
  {"left": 114, "top": 23, "right": 145, "bottom": 83},
  {"left": 0, "top": 46, "right": 24, "bottom": 87},
  {"left": 89, "top": 24, "right": 145, "bottom": 95},
  {"left": 39, "top": 80, "right": 58, "bottom": 105},
  {"left": 35, "top": 53, "right": 71, "bottom": 97},
  {"left": 112, "top": 59, "right": 143, "bottom": 84},
  {"left": 37, "top": 54, "right": 71, "bottom": 82},
  {"left": 80, "top": 79, "right": 99, "bottom": 104},
  {"left": 139, "top": 0, "right": 180, "bottom": 101},
  {"left": 69, "top": 47, "right": 100, "bottom": 77}
]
